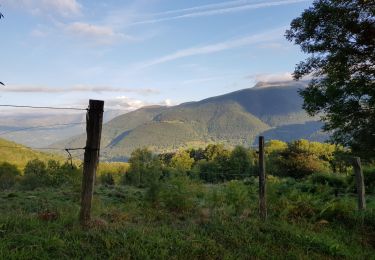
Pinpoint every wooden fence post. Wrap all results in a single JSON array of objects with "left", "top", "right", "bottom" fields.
[
  {"left": 353, "top": 157, "right": 366, "bottom": 211},
  {"left": 258, "top": 136, "right": 267, "bottom": 220},
  {"left": 79, "top": 100, "right": 104, "bottom": 226}
]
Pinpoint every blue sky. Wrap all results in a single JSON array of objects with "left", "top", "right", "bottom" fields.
[{"left": 0, "top": 0, "right": 312, "bottom": 111}]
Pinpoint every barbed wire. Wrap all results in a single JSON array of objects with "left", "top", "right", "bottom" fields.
[
  {"left": 0, "top": 122, "right": 85, "bottom": 135},
  {"left": 0, "top": 145, "right": 85, "bottom": 151},
  {"left": 0, "top": 103, "right": 104, "bottom": 169},
  {"left": 0, "top": 104, "right": 88, "bottom": 111}
]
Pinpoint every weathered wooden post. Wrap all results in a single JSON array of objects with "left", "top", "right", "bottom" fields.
[
  {"left": 353, "top": 157, "right": 366, "bottom": 210},
  {"left": 258, "top": 136, "right": 267, "bottom": 220},
  {"left": 79, "top": 100, "right": 104, "bottom": 226}
]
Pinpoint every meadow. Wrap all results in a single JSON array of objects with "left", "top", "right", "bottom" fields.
[
  {"left": 0, "top": 177, "right": 374, "bottom": 259},
  {"left": 0, "top": 140, "right": 375, "bottom": 259}
]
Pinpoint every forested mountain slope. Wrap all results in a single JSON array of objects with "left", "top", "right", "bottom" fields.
[{"left": 58, "top": 81, "right": 326, "bottom": 161}]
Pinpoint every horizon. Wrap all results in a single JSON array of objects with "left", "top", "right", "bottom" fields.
[{"left": 1, "top": 0, "right": 312, "bottom": 112}]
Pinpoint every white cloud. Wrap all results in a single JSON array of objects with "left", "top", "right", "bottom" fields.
[
  {"left": 105, "top": 96, "right": 146, "bottom": 111},
  {"left": 3, "top": 0, "right": 82, "bottom": 17},
  {"left": 250, "top": 72, "right": 293, "bottom": 82},
  {"left": 161, "top": 99, "right": 174, "bottom": 106},
  {"left": 105, "top": 96, "right": 176, "bottom": 111},
  {"left": 131, "top": 0, "right": 309, "bottom": 25},
  {"left": 135, "top": 28, "right": 284, "bottom": 69},
  {"left": 65, "top": 22, "right": 133, "bottom": 45}
]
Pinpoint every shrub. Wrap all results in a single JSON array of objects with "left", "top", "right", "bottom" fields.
[
  {"left": 21, "top": 159, "right": 49, "bottom": 190},
  {"left": 124, "top": 148, "right": 162, "bottom": 187},
  {"left": 170, "top": 150, "right": 194, "bottom": 173},
  {"left": 318, "top": 198, "right": 356, "bottom": 226},
  {"left": 56, "top": 163, "right": 82, "bottom": 186},
  {"left": 270, "top": 140, "right": 350, "bottom": 179},
  {"left": 227, "top": 146, "right": 254, "bottom": 180},
  {"left": 203, "top": 144, "right": 230, "bottom": 161},
  {"left": 24, "top": 159, "right": 47, "bottom": 177},
  {"left": 98, "top": 162, "right": 128, "bottom": 185},
  {"left": 197, "top": 160, "right": 224, "bottom": 183},
  {"left": 159, "top": 176, "right": 197, "bottom": 213},
  {"left": 265, "top": 140, "right": 287, "bottom": 154},
  {"left": 347, "top": 166, "right": 375, "bottom": 194},
  {"left": 145, "top": 177, "right": 161, "bottom": 205},
  {"left": 275, "top": 153, "right": 328, "bottom": 178},
  {"left": 48, "top": 161, "right": 81, "bottom": 187},
  {"left": 363, "top": 166, "right": 375, "bottom": 194},
  {"left": 100, "top": 173, "right": 115, "bottom": 186},
  {"left": 222, "top": 180, "right": 249, "bottom": 214},
  {"left": 0, "top": 162, "right": 21, "bottom": 190},
  {"left": 310, "top": 173, "right": 348, "bottom": 190},
  {"left": 20, "top": 159, "right": 81, "bottom": 190}
]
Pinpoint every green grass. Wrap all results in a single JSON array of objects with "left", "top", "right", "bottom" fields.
[
  {"left": 1, "top": 179, "right": 374, "bottom": 259},
  {"left": 0, "top": 138, "right": 65, "bottom": 170}
]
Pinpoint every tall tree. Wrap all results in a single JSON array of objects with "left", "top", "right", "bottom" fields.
[
  {"left": 126, "top": 148, "right": 161, "bottom": 187},
  {"left": 285, "top": 0, "right": 375, "bottom": 159}
]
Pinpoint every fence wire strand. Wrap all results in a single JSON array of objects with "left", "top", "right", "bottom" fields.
[
  {"left": 0, "top": 122, "right": 85, "bottom": 135},
  {"left": 0, "top": 104, "right": 88, "bottom": 111}
]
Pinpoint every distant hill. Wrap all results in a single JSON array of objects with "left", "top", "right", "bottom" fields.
[
  {"left": 0, "top": 109, "right": 124, "bottom": 147},
  {"left": 56, "top": 81, "right": 327, "bottom": 161},
  {"left": 0, "top": 138, "right": 64, "bottom": 170}
]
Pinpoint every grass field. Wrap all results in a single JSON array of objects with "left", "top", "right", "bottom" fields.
[{"left": 1, "top": 177, "right": 374, "bottom": 259}]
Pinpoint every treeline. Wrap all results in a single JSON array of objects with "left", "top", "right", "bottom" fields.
[
  {"left": 1, "top": 139, "right": 374, "bottom": 194},
  {"left": 0, "top": 160, "right": 81, "bottom": 190},
  {"left": 117, "top": 139, "right": 374, "bottom": 195},
  {"left": 121, "top": 139, "right": 351, "bottom": 186},
  {"left": 0, "top": 159, "right": 128, "bottom": 191}
]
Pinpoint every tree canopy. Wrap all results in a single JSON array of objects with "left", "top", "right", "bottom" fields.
[
  {"left": 125, "top": 148, "right": 161, "bottom": 187},
  {"left": 286, "top": 0, "right": 375, "bottom": 159}
]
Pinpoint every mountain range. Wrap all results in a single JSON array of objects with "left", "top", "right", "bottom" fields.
[{"left": 57, "top": 80, "right": 327, "bottom": 161}]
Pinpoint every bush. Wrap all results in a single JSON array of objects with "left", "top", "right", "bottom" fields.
[
  {"left": 21, "top": 159, "right": 49, "bottom": 190},
  {"left": 275, "top": 153, "right": 328, "bottom": 179},
  {"left": 98, "top": 162, "right": 128, "bottom": 185},
  {"left": 145, "top": 177, "right": 161, "bottom": 205},
  {"left": 0, "top": 162, "right": 21, "bottom": 190},
  {"left": 20, "top": 159, "right": 81, "bottom": 190},
  {"left": 222, "top": 180, "right": 250, "bottom": 214},
  {"left": 265, "top": 140, "right": 287, "bottom": 154},
  {"left": 49, "top": 161, "right": 81, "bottom": 187},
  {"left": 124, "top": 148, "right": 162, "bottom": 187},
  {"left": 363, "top": 166, "right": 375, "bottom": 194},
  {"left": 197, "top": 160, "right": 224, "bottom": 183},
  {"left": 310, "top": 173, "right": 348, "bottom": 190},
  {"left": 270, "top": 140, "right": 346, "bottom": 179},
  {"left": 100, "top": 173, "right": 115, "bottom": 186},
  {"left": 227, "top": 146, "right": 254, "bottom": 180},
  {"left": 24, "top": 159, "right": 47, "bottom": 177},
  {"left": 170, "top": 150, "right": 194, "bottom": 173},
  {"left": 159, "top": 176, "right": 198, "bottom": 213}
]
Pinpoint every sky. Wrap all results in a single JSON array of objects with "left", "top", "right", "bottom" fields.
[{"left": 0, "top": 0, "right": 313, "bottom": 112}]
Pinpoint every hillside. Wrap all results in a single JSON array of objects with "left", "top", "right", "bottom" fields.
[
  {"left": 0, "top": 138, "right": 64, "bottom": 170},
  {"left": 0, "top": 110, "right": 124, "bottom": 147},
  {"left": 57, "top": 81, "right": 326, "bottom": 161}
]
